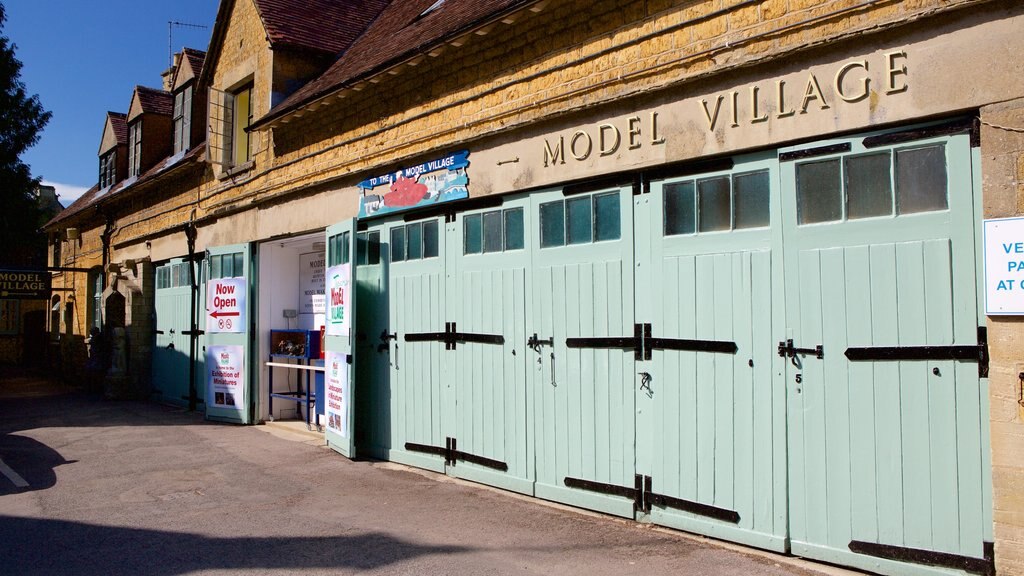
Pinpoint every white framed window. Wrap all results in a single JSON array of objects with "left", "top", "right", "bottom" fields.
[
  {"left": 90, "top": 271, "right": 104, "bottom": 330},
  {"left": 173, "top": 84, "right": 193, "bottom": 154},
  {"left": 207, "top": 83, "right": 254, "bottom": 170},
  {"left": 128, "top": 121, "right": 142, "bottom": 177},
  {"left": 99, "top": 150, "right": 116, "bottom": 188}
]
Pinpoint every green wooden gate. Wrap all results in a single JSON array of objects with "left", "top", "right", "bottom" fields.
[
  {"left": 205, "top": 243, "right": 254, "bottom": 424},
  {"left": 638, "top": 153, "right": 788, "bottom": 551},
  {"left": 379, "top": 216, "right": 450, "bottom": 473},
  {"left": 445, "top": 197, "right": 533, "bottom": 494},
  {"left": 779, "top": 129, "right": 992, "bottom": 575},
  {"left": 530, "top": 185, "right": 638, "bottom": 518},
  {"left": 361, "top": 204, "right": 535, "bottom": 493},
  {"left": 153, "top": 258, "right": 205, "bottom": 407}
]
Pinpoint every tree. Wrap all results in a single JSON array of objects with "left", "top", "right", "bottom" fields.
[{"left": 0, "top": 2, "right": 51, "bottom": 268}]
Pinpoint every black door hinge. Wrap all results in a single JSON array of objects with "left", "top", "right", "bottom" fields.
[
  {"left": 567, "top": 323, "right": 737, "bottom": 361},
  {"left": 564, "top": 474, "right": 740, "bottom": 522},
  {"left": 844, "top": 326, "right": 988, "bottom": 378}
]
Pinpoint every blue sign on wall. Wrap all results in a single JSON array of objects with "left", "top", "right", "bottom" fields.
[{"left": 357, "top": 150, "right": 470, "bottom": 218}]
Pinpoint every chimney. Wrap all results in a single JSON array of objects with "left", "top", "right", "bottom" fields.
[{"left": 161, "top": 51, "right": 183, "bottom": 91}]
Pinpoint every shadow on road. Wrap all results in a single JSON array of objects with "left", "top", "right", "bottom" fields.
[
  {"left": 0, "top": 433, "right": 74, "bottom": 493},
  {"left": 0, "top": 365, "right": 215, "bottom": 493},
  {"left": 0, "top": 516, "right": 473, "bottom": 575}
]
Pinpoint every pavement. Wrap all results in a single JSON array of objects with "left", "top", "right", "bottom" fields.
[{"left": 0, "top": 366, "right": 856, "bottom": 576}]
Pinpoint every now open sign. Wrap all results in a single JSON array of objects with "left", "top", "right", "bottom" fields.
[
  {"left": 207, "top": 278, "right": 247, "bottom": 332},
  {"left": 984, "top": 217, "right": 1024, "bottom": 315}
]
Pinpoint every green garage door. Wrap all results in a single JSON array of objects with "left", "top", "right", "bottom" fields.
[
  {"left": 639, "top": 153, "right": 787, "bottom": 551},
  {"left": 153, "top": 258, "right": 204, "bottom": 407},
  {"left": 780, "top": 128, "right": 992, "bottom": 576},
  {"left": 363, "top": 202, "right": 535, "bottom": 494},
  {"left": 530, "top": 184, "right": 638, "bottom": 518},
  {"left": 445, "top": 197, "right": 533, "bottom": 494},
  {"left": 380, "top": 216, "right": 450, "bottom": 473}
]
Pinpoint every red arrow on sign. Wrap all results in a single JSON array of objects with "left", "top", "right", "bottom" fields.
[{"left": 210, "top": 310, "right": 240, "bottom": 318}]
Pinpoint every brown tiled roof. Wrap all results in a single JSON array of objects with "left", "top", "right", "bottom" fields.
[
  {"left": 255, "top": 0, "right": 535, "bottom": 128},
  {"left": 254, "top": 0, "right": 390, "bottom": 55},
  {"left": 45, "top": 184, "right": 101, "bottom": 228},
  {"left": 108, "top": 112, "right": 128, "bottom": 145},
  {"left": 181, "top": 47, "right": 207, "bottom": 78},
  {"left": 45, "top": 144, "right": 206, "bottom": 229},
  {"left": 136, "top": 86, "right": 174, "bottom": 116}
]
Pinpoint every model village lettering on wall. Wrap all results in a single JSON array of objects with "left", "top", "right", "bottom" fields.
[{"left": 542, "top": 51, "right": 908, "bottom": 166}]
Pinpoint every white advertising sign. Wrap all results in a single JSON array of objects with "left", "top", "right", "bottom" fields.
[
  {"left": 300, "top": 252, "right": 326, "bottom": 315},
  {"left": 984, "top": 217, "right": 1024, "bottom": 315},
  {"left": 207, "top": 278, "right": 247, "bottom": 333},
  {"left": 324, "top": 351, "right": 349, "bottom": 435},
  {"left": 326, "top": 264, "right": 351, "bottom": 337},
  {"left": 207, "top": 345, "right": 245, "bottom": 411}
]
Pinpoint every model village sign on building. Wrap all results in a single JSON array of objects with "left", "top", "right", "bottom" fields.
[
  {"left": 542, "top": 51, "right": 909, "bottom": 166},
  {"left": 0, "top": 269, "right": 51, "bottom": 300}
]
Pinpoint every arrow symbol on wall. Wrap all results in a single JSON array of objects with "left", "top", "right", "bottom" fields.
[{"left": 209, "top": 311, "right": 240, "bottom": 318}]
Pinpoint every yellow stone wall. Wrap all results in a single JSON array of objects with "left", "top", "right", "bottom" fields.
[
  {"left": 199, "top": 0, "right": 986, "bottom": 213},
  {"left": 981, "top": 97, "right": 1024, "bottom": 576}
]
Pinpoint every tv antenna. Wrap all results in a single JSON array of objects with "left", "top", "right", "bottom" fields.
[{"left": 168, "top": 21, "right": 209, "bottom": 68}]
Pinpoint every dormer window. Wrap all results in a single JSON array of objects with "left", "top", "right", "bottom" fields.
[
  {"left": 128, "top": 121, "right": 142, "bottom": 177},
  {"left": 99, "top": 150, "right": 117, "bottom": 188},
  {"left": 173, "top": 84, "right": 193, "bottom": 154}
]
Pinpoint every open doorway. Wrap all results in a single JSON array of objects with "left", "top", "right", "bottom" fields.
[{"left": 257, "top": 232, "right": 326, "bottom": 431}]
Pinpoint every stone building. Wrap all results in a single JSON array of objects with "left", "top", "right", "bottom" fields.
[{"left": 44, "top": 1, "right": 1024, "bottom": 574}]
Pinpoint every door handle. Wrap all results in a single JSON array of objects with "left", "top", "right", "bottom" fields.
[
  {"left": 777, "top": 339, "right": 823, "bottom": 366},
  {"left": 527, "top": 333, "right": 553, "bottom": 353},
  {"left": 638, "top": 371, "right": 653, "bottom": 395}
]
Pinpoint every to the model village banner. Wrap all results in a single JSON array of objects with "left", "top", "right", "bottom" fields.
[
  {"left": 357, "top": 150, "right": 469, "bottom": 218},
  {"left": 207, "top": 345, "right": 245, "bottom": 411},
  {"left": 0, "top": 269, "right": 50, "bottom": 300}
]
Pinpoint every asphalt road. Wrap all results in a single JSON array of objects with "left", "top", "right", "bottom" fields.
[{"left": 0, "top": 369, "right": 842, "bottom": 576}]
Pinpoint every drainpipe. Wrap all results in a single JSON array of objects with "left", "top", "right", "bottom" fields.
[
  {"left": 184, "top": 221, "right": 201, "bottom": 412},
  {"left": 100, "top": 211, "right": 114, "bottom": 283}
]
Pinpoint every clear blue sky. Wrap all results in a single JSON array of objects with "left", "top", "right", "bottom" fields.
[{"left": 5, "top": 1, "right": 219, "bottom": 206}]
